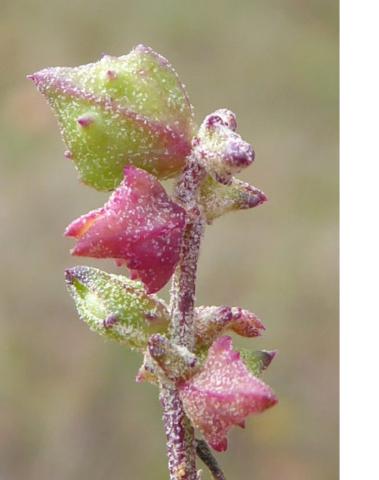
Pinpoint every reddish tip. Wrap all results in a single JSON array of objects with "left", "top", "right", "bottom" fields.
[
  {"left": 212, "top": 438, "right": 228, "bottom": 452},
  {"left": 259, "top": 191, "right": 268, "bottom": 204},
  {"left": 64, "top": 268, "right": 75, "bottom": 284},
  {"left": 262, "top": 350, "right": 278, "bottom": 369},
  {"left": 77, "top": 115, "right": 95, "bottom": 127},
  {"left": 241, "top": 187, "right": 268, "bottom": 209},
  {"left": 226, "top": 142, "right": 254, "bottom": 168},
  {"left": 27, "top": 72, "right": 43, "bottom": 84},
  {"left": 106, "top": 69, "right": 117, "bottom": 80},
  {"left": 26, "top": 70, "right": 49, "bottom": 90},
  {"left": 103, "top": 314, "right": 118, "bottom": 329}
]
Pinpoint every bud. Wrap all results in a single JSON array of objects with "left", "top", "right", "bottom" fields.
[
  {"left": 148, "top": 334, "right": 200, "bottom": 382},
  {"left": 65, "top": 166, "right": 186, "bottom": 293},
  {"left": 199, "top": 175, "right": 267, "bottom": 223},
  {"left": 179, "top": 336, "right": 277, "bottom": 452},
  {"left": 194, "top": 306, "right": 265, "bottom": 349},
  {"left": 28, "top": 44, "right": 195, "bottom": 190},
  {"left": 239, "top": 349, "right": 277, "bottom": 377},
  {"left": 65, "top": 266, "right": 169, "bottom": 349},
  {"left": 194, "top": 109, "right": 254, "bottom": 185}
]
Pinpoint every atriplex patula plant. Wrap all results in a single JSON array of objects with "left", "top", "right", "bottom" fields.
[{"left": 29, "top": 44, "right": 278, "bottom": 480}]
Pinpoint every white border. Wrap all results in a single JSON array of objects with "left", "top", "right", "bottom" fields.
[{"left": 341, "top": 1, "right": 379, "bottom": 478}]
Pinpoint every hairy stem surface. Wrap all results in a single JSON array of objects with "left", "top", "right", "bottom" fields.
[{"left": 161, "top": 155, "right": 205, "bottom": 480}]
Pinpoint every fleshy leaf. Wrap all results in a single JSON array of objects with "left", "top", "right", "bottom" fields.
[
  {"left": 194, "top": 306, "right": 265, "bottom": 349},
  {"left": 65, "top": 266, "right": 169, "bottom": 349},
  {"left": 28, "top": 44, "right": 195, "bottom": 190},
  {"left": 193, "top": 109, "right": 254, "bottom": 185},
  {"left": 199, "top": 175, "right": 267, "bottom": 223},
  {"left": 148, "top": 334, "right": 200, "bottom": 382},
  {"left": 179, "top": 336, "right": 277, "bottom": 452},
  {"left": 239, "top": 349, "right": 277, "bottom": 377},
  {"left": 65, "top": 166, "right": 187, "bottom": 293}
]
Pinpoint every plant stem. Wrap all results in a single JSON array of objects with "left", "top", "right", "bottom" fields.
[
  {"left": 195, "top": 439, "right": 226, "bottom": 480},
  {"left": 171, "top": 214, "right": 205, "bottom": 350},
  {"left": 171, "top": 155, "right": 205, "bottom": 350},
  {"left": 160, "top": 155, "right": 205, "bottom": 480},
  {"left": 160, "top": 385, "right": 197, "bottom": 480}
]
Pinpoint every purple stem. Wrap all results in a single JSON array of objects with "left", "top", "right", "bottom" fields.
[
  {"left": 171, "top": 213, "right": 205, "bottom": 350},
  {"left": 195, "top": 439, "right": 226, "bottom": 480},
  {"left": 160, "top": 385, "right": 197, "bottom": 480},
  {"left": 160, "top": 155, "right": 205, "bottom": 480},
  {"left": 171, "top": 156, "right": 206, "bottom": 349}
]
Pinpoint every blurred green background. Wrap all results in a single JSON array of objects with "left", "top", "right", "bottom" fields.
[{"left": 0, "top": 0, "right": 338, "bottom": 479}]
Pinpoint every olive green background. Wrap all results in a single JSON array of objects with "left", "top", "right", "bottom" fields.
[{"left": 0, "top": 1, "right": 338, "bottom": 479}]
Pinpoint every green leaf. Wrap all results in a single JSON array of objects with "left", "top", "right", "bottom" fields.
[
  {"left": 29, "top": 44, "right": 195, "bottom": 190},
  {"left": 65, "top": 266, "right": 169, "bottom": 349}
]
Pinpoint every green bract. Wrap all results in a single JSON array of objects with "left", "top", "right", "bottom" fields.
[
  {"left": 65, "top": 266, "right": 169, "bottom": 349},
  {"left": 29, "top": 44, "right": 195, "bottom": 190},
  {"left": 239, "top": 349, "right": 276, "bottom": 377}
]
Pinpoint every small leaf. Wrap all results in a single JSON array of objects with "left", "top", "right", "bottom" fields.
[
  {"left": 28, "top": 44, "right": 195, "bottom": 190},
  {"left": 199, "top": 175, "right": 267, "bottom": 223},
  {"left": 239, "top": 349, "right": 277, "bottom": 377},
  {"left": 65, "top": 266, "right": 169, "bottom": 349}
]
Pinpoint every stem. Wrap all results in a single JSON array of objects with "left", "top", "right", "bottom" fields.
[
  {"left": 171, "top": 156, "right": 205, "bottom": 350},
  {"left": 160, "top": 385, "right": 197, "bottom": 480},
  {"left": 160, "top": 155, "right": 205, "bottom": 480},
  {"left": 171, "top": 214, "right": 205, "bottom": 349},
  {"left": 195, "top": 439, "right": 226, "bottom": 480}
]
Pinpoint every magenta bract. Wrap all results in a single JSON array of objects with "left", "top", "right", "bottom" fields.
[
  {"left": 65, "top": 166, "right": 187, "bottom": 293},
  {"left": 179, "top": 336, "right": 277, "bottom": 452}
]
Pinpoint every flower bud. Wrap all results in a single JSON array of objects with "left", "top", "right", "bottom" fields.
[
  {"left": 194, "top": 109, "right": 254, "bottom": 185},
  {"left": 28, "top": 44, "right": 195, "bottom": 190},
  {"left": 65, "top": 266, "right": 169, "bottom": 349},
  {"left": 199, "top": 175, "right": 267, "bottom": 223},
  {"left": 194, "top": 306, "right": 265, "bottom": 350},
  {"left": 148, "top": 334, "right": 200, "bottom": 382}
]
